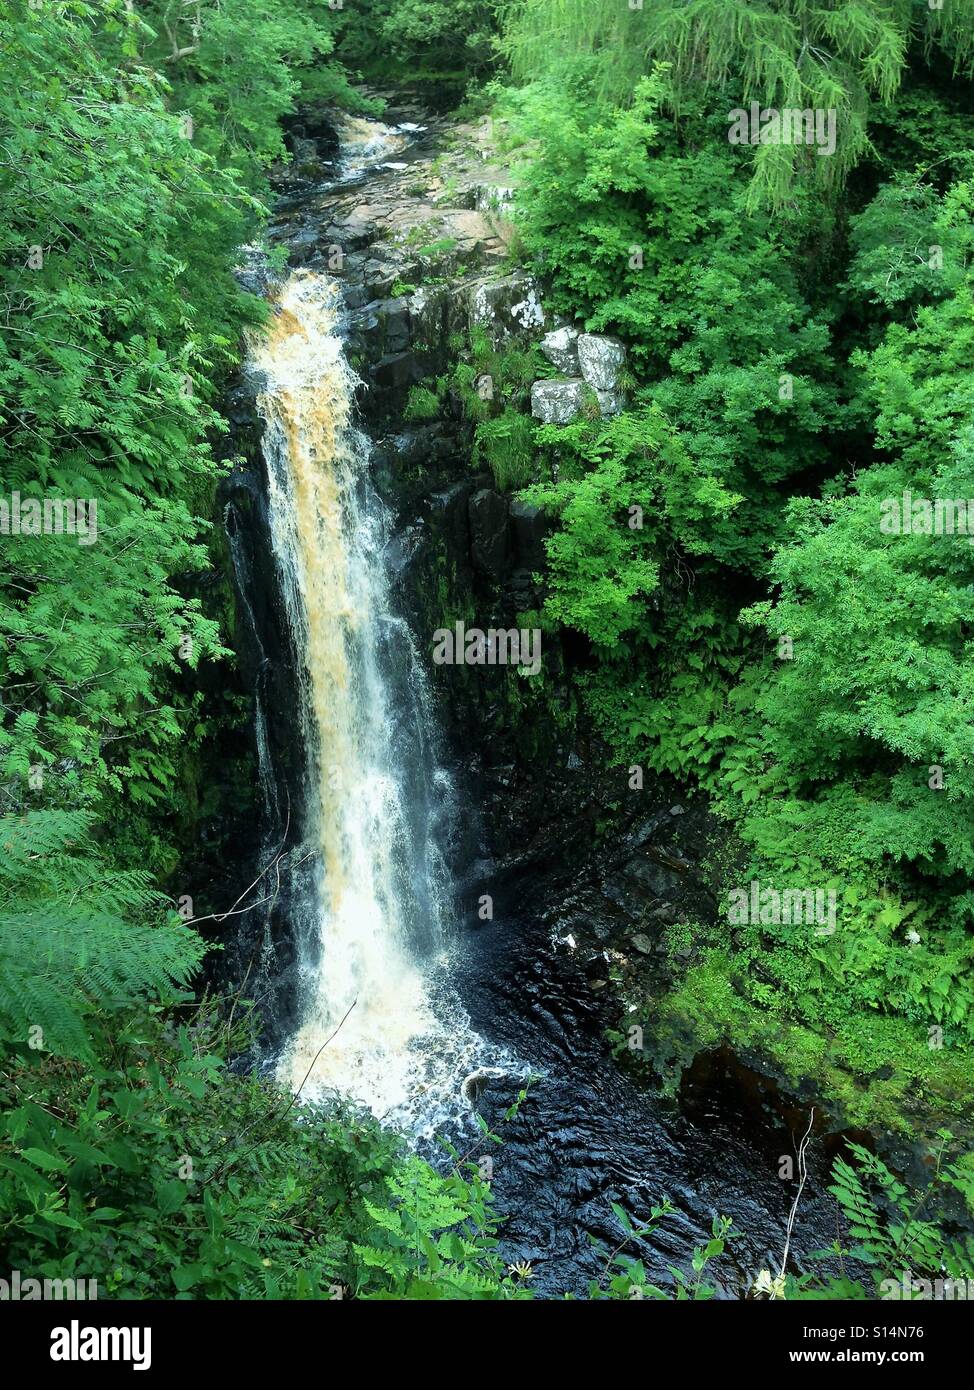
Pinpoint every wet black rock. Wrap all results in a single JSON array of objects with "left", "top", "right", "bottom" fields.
[
  {"left": 509, "top": 499, "right": 548, "bottom": 574},
  {"left": 370, "top": 350, "right": 422, "bottom": 393},
  {"left": 468, "top": 487, "right": 511, "bottom": 579},
  {"left": 429, "top": 481, "right": 474, "bottom": 554}
]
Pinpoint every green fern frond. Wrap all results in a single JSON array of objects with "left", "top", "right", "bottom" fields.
[{"left": 0, "top": 810, "right": 204, "bottom": 1058}]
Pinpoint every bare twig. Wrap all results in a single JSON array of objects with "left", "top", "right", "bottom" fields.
[
  {"left": 207, "top": 998, "right": 357, "bottom": 1184},
  {"left": 779, "top": 1107, "right": 816, "bottom": 1280}
]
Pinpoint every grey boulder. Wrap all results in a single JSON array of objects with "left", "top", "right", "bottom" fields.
[
  {"left": 530, "top": 379, "right": 586, "bottom": 425},
  {"left": 578, "top": 333, "right": 626, "bottom": 392},
  {"left": 540, "top": 326, "right": 580, "bottom": 376}
]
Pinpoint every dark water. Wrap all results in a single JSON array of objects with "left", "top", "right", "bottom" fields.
[{"left": 449, "top": 909, "right": 848, "bottom": 1298}]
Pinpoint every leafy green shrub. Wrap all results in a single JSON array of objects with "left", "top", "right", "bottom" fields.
[
  {"left": 588, "top": 1200, "right": 737, "bottom": 1301},
  {"left": 0, "top": 999, "right": 521, "bottom": 1300},
  {"left": 500, "top": 0, "right": 974, "bottom": 208},
  {"left": 0, "top": 811, "right": 203, "bottom": 1060},
  {"left": 788, "top": 1135, "right": 974, "bottom": 1299}
]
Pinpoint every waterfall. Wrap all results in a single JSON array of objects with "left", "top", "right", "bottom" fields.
[{"left": 250, "top": 270, "right": 455, "bottom": 1117}]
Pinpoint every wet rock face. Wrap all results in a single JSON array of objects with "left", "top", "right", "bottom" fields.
[
  {"left": 468, "top": 488, "right": 511, "bottom": 580},
  {"left": 509, "top": 500, "right": 548, "bottom": 574},
  {"left": 207, "top": 416, "right": 311, "bottom": 1036},
  {"left": 430, "top": 480, "right": 474, "bottom": 553},
  {"left": 283, "top": 107, "right": 341, "bottom": 169},
  {"left": 370, "top": 350, "right": 422, "bottom": 393}
]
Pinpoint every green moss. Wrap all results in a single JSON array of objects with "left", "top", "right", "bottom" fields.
[
  {"left": 639, "top": 948, "right": 974, "bottom": 1136},
  {"left": 415, "top": 236, "right": 459, "bottom": 260}
]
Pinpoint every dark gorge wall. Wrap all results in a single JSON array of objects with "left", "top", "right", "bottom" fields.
[{"left": 208, "top": 104, "right": 728, "bottom": 1072}]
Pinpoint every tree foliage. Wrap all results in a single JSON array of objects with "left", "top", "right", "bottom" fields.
[{"left": 501, "top": 0, "right": 974, "bottom": 206}]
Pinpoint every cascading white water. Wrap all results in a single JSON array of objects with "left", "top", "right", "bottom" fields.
[
  {"left": 251, "top": 270, "right": 457, "bottom": 1117},
  {"left": 331, "top": 113, "right": 415, "bottom": 176}
]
